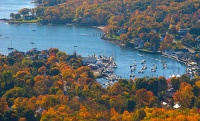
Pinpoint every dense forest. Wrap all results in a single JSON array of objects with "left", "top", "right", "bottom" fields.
[
  {"left": 3, "top": 0, "right": 200, "bottom": 120},
  {"left": 11, "top": 0, "right": 200, "bottom": 51},
  {"left": 0, "top": 48, "right": 200, "bottom": 120}
]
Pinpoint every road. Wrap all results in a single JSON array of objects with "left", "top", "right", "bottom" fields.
[
  {"left": 173, "top": 39, "right": 195, "bottom": 53},
  {"left": 183, "top": 46, "right": 195, "bottom": 53}
]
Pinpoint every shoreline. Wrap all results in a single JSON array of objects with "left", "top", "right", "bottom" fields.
[
  {"left": 100, "top": 34, "right": 189, "bottom": 65},
  {"left": 0, "top": 19, "right": 107, "bottom": 29},
  {"left": 93, "top": 26, "right": 105, "bottom": 30},
  {"left": 101, "top": 34, "right": 124, "bottom": 46},
  {"left": 0, "top": 21, "right": 191, "bottom": 66}
]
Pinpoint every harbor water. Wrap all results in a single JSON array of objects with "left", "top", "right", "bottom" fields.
[{"left": 0, "top": 0, "right": 186, "bottom": 84}]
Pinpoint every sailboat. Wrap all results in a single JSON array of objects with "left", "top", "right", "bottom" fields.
[{"left": 8, "top": 41, "right": 14, "bottom": 50}]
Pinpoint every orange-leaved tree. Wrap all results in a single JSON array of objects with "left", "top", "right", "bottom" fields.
[{"left": 173, "top": 82, "right": 194, "bottom": 108}]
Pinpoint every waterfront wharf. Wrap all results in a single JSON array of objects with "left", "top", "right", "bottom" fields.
[
  {"left": 87, "top": 54, "right": 121, "bottom": 82},
  {"left": 161, "top": 52, "right": 187, "bottom": 64}
]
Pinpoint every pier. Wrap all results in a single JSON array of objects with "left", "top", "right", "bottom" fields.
[{"left": 82, "top": 54, "right": 121, "bottom": 84}]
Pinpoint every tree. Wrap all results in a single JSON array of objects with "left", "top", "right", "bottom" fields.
[
  {"left": 120, "top": 33, "right": 128, "bottom": 43},
  {"left": 43, "top": 0, "right": 58, "bottom": 6},
  {"left": 173, "top": 82, "right": 194, "bottom": 108},
  {"left": 159, "top": 28, "right": 166, "bottom": 35},
  {"left": 3, "top": 71, "right": 13, "bottom": 84},
  {"left": 194, "top": 96, "right": 200, "bottom": 108},
  {"left": 109, "top": 95, "right": 127, "bottom": 113},
  {"left": 22, "top": 57, "right": 32, "bottom": 65},
  {"left": 50, "top": 67, "right": 60, "bottom": 76},
  {"left": 147, "top": 78, "right": 159, "bottom": 96},
  {"left": 164, "top": 34, "right": 173, "bottom": 43},
  {"left": 21, "top": 109, "right": 36, "bottom": 121},
  {"left": 193, "top": 85, "right": 200, "bottom": 97},
  {"left": 47, "top": 56, "right": 57, "bottom": 64},
  {"left": 182, "top": 33, "right": 195, "bottom": 46},
  {"left": 144, "top": 42, "right": 151, "bottom": 48},
  {"left": 35, "top": 6, "right": 45, "bottom": 17},
  {"left": 10, "top": 13, "right": 15, "bottom": 20},
  {"left": 38, "top": 95, "right": 60, "bottom": 109},
  {"left": 15, "top": 70, "right": 30, "bottom": 81},
  {"left": 56, "top": 51, "right": 68, "bottom": 62},
  {"left": 49, "top": 48, "right": 59, "bottom": 55},
  {"left": 15, "top": 13, "right": 21, "bottom": 20},
  {"left": 122, "top": 110, "right": 132, "bottom": 121},
  {"left": 135, "top": 78, "right": 148, "bottom": 90},
  {"left": 159, "top": 42, "right": 172, "bottom": 51},
  {"left": 18, "top": 8, "right": 31, "bottom": 17},
  {"left": 40, "top": 108, "right": 61, "bottom": 121},
  {"left": 79, "top": 105, "right": 91, "bottom": 119},
  {"left": 170, "top": 77, "right": 181, "bottom": 90},
  {"left": 38, "top": 66, "right": 46, "bottom": 75},
  {"left": 3, "top": 87, "right": 27, "bottom": 107},
  {"left": 14, "top": 53, "right": 24, "bottom": 62},
  {"left": 175, "top": 41, "right": 183, "bottom": 49},
  {"left": 110, "top": 108, "right": 120, "bottom": 121},
  {"left": 134, "top": 108, "right": 146, "bottom": 121},
  {"left": 13, "top": 97, "right": 28, "bottom": 117},
  {"left": 44, "top": 7, "right": 60, "bottom": 23},
  {"left": 139, "top": 33, "right": 150, "bottom": 41},
  {"left": 137, "top": 26, "right": 151, "bottom": 34},
  {"left": 0, "top": 113, "right": 4, "bottom": 121},
  {"left": 4, "top": 110, "right": 18, "bottom": 121},
  {"left": 127, "top": 99, "right": 136, "bottom": 112},
  {"left": 149, "top": 32, "right": 160, "bottom": 49},
  {"left": 0, "top": 98, "right": 8, "bottom": 114},
  {"left": 135, "top": 88, "right": 158, "bottom": 108},
  {"left": 33, "top": 61, "right": 46, "bottom": 69},
  {"left": 158, "top": 76, "right": 167, "bottom": 92}
]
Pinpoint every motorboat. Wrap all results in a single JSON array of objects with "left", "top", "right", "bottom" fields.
[{"left": 130, "top": 74, "right": 135, "bottom": 77}]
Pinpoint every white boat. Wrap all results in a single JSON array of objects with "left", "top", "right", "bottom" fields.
[
  {"left": 111, "top": 62, "right": 117, "bottom": 68},
  {"left": 104, "top": 68, "right": 113, "bottom": 73},
  {"left": 131, "top": 68, "right": 135, "bottom": 72},
  {"left": 163, "top": 66, "right": 167, "bottom": 69},
  {"left": 142, "top": 65, "right": 147, "bottom": 70},
  {"left": 130, "top": 74, "right": 135, "bottom": 77},
  {"left": 138, "top": 70, "right": 144, "bottom": 73}
]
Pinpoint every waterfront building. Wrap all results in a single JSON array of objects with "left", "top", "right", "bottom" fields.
[{"left": 81, "top": 57, "right": 97, "bottom": 65}]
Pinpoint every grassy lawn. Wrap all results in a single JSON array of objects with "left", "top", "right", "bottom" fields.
[
  {"left": 139, "top": 48, "right": 152, "bottom": 52},
  {"left": 105, "top": 34, "right": 120, "bottom": 40},
  {"left": 22, "top": 19, "right": 39, "bottom": 23},
  {"left": 15, "top": 18, "right": 40, "bottom": 23}
]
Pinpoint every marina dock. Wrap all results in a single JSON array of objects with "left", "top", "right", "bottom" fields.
[{"left": 82, "top": 54, "right": 121, "bottom": 86}]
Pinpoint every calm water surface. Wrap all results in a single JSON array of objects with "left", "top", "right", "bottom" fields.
[
  {"left": 0, "top": 0, "right": 35, "bottom": 19},
  {"left": 0, "top": 0, "right": 186, "bottom": 81}
]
